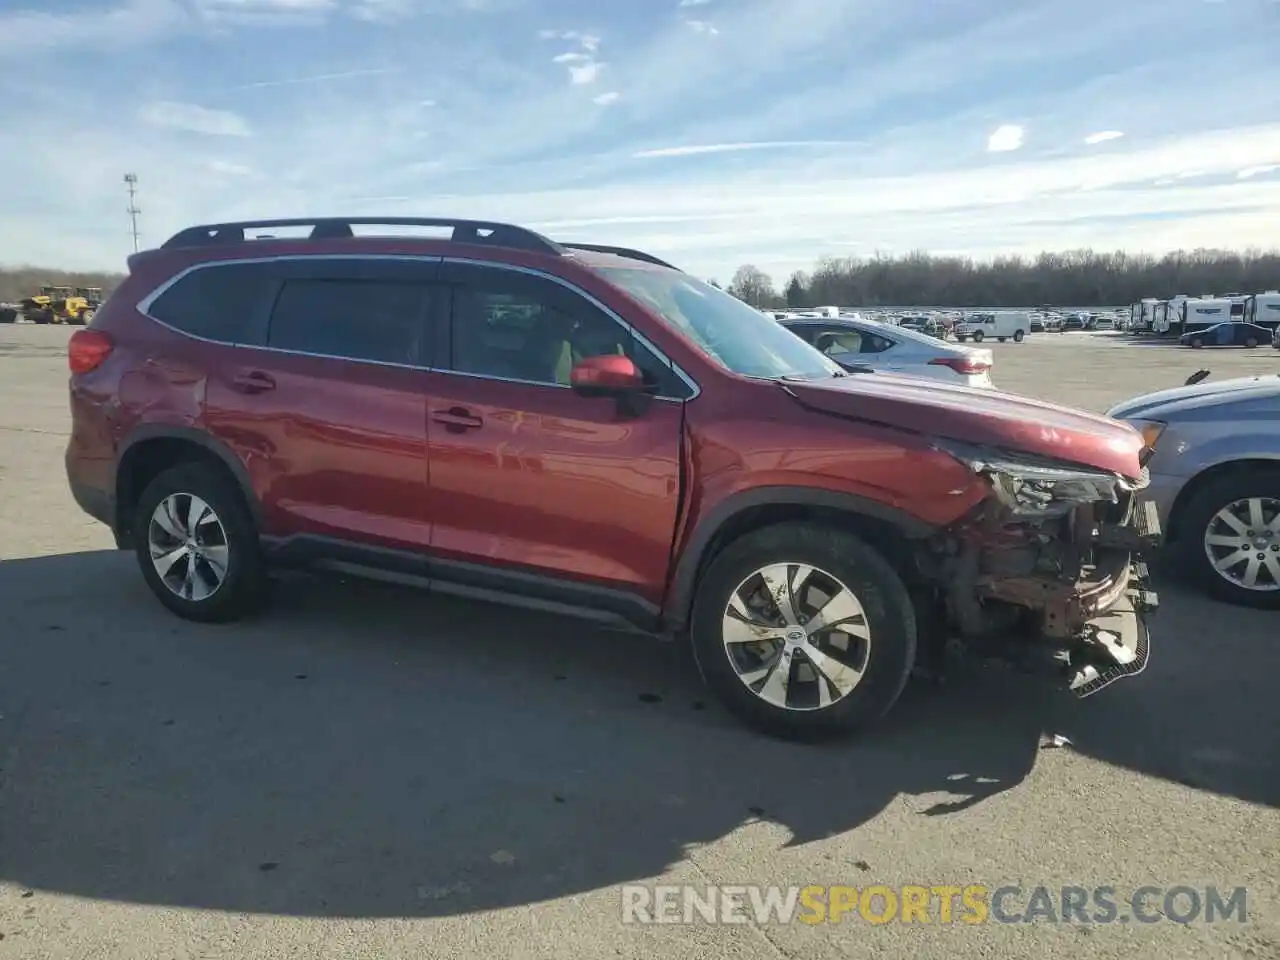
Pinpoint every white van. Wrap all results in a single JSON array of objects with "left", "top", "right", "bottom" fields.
[{"left": 954, "top": 311, "right": 1030, "bottom": 343}]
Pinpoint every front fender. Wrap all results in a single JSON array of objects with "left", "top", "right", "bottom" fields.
[{"left": 662, "top": 485, "right": 944, "bottom": 630}]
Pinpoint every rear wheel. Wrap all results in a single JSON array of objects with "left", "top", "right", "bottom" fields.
[
  {"left": 1175, "top": 469, "right": 1280, "bottom": 609},
  {"left": 1190, "top": 338, "right": 1204, "bottom": 348},
  {"left": 1244, "top": 336, "right": 1258, "bottom": 348},
  {"left": 689, "top": 524, "right": 918, "bottom": 741},
  {"left": 972, "top": 330, "right": 985, "bottom": 342},
  {"left": 1013, "top": 329, "right": 1025, "bottom": 342},
  {"left": 133, "top": 463, "right": 269, "bottom": 623}
]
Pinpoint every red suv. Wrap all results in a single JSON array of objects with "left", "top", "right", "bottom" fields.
[{"left": 65, "top": 217, "right": 1161, "bottom": 739}]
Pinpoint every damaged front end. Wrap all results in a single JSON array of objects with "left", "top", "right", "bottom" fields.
[{"left": 927, "top": 442, "right": 1161, "bottom": 696}]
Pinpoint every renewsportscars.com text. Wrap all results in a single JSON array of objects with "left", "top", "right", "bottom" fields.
[{"left": 620, "top": 884, "right": 1249, "bottom": 925}]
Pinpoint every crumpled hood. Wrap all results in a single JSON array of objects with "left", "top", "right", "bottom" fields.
[
  {"left": 1106, "top": 374, "right": 1280, "bottom": 421},
  {"left": 783, "top": 373, "right": 1144, "bottom": 478}
]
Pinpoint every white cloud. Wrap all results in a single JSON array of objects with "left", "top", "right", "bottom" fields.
[
  {"left": 685, "top": 19, "right": 719, "bottom": 34},
  {"left": 139, "top": 101, "right": 252, "bottom": 137},
  {"left": 987, "top": 124, "right": 1025, "bottom": 152},
  {"left": 0, "top": 0, "right": 189, "bottom": 52},
  {"left": 208, "top": 160, "right": 254, "bottom": 175},
  {"left": 545, "top": 28, "right": 604, "bottom": 83},
  {"left": 236, "top": 67, "right": 397, "bottom": 88},
  {"left": 1084, "top": 130, "right": 1125, "bottom": 144},
  {"left": 1238, "top": 164, "right": 1279, "bottom": 179},
  {"left": 569, "top": 61, "right": 603, "bottom": 84},
  {"left": 593, "top": 91, "right": 620, "bottom": 105},
  {"left": 634, "top": 140, "right": 849, "bottom": 158}
]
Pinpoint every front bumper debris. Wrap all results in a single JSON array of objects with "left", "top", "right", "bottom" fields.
[
  {"left": 1066, "top": 500, "right": 1161, "bottom": 697},
  {"left": 1066, "top": 585, "right": 1155, "bottom": 697}
]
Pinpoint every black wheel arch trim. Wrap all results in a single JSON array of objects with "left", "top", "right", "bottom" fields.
[
  {"left": 115, "top": 425, "right": 264, "bottom": 531},
  {"left": 664, "top": 485, "right": 938, "bottom": 629}
]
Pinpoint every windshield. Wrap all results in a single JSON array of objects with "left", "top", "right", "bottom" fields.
[{"left": 598, "top": 267, "right": 843, "bottom": 380}]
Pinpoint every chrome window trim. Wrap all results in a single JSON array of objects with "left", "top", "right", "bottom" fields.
[{"left": 136, "top": 253, "right": 701, "bottom": 401}]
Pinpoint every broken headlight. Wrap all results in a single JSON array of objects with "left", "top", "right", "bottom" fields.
[{"left": 939, "top": 443, "right": 1149, "bottom": 518}]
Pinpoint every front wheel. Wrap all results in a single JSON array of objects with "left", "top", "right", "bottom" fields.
[
  {"left": 1175, "top": 469, "right": 1280, "bottom": 609},
  {"left": 972, "top": 330, "right": 984, "bottom": 342},
  {"left": 1245, "top": 337, "right": 1257, "bottom": 348},
  {"left": 133, "top": 463, "right": 270, "bottom": 623},
  {"left": 689, "top": 524, "right": 918, "bottom": 741}
]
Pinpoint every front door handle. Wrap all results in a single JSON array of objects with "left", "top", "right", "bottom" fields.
[
  {"left": 231, "top": 371, "right": 276, "bottom": 394},
  {"left": 432, "top": 406, "right": 483, "bottom": 432}
]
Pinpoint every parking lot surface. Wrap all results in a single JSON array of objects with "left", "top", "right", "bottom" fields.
[{"left": 2, "top": 324, "right": 1278, "bottom": 959}]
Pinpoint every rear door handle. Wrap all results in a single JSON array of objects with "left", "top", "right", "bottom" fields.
[
  {"left": 431, "top": 407, "right": 483, "bottom": 432},
  {"left": 231, "top": 371, "right": 276, "bottom": 394}
]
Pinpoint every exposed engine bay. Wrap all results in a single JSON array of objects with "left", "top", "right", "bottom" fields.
[{"left": 918, "top": 441, "right": 1161, "bottom": 696}]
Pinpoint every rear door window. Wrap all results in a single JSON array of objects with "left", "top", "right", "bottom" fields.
[
  {"left": 145, "top": 261, "right": 277, "bottom": 345},
  {"left": 267, "top": 277, "right": 430, "bottom": 366}
]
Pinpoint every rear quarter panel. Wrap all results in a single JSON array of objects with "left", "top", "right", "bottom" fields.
[{"left": 69, "top": 276, "right": 209, "bottom": 496}]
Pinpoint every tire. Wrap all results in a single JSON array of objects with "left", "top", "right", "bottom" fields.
[
  {"left": 1173, "top": 468, "right": 1280, "bottom": 609},
  {"left": 1013, "top": 330, "right": 1025, "bottom": 342},
  {"left": 1191, "top": 338, "right": 1203, "bottom": 348},
  {"left": 0, "top": 308, "right": 15, "bottom": 324},
  {"left": 1245, "top": 337, "right": 1257, "bottom": 348},
  {"left": 972, "top": 331, "right": 984, "bottom": 342},
  {"left": 29, "top": 309, "right": 52, "bottom": 325},
  {"left": 956, "top": 335, "right": 967, "bottom": 343},
  {"left": 133, "top": 463, "right": 269, "bottom": 623},
  {"left": 72, "top": 309, "right": 93, "bottom": 326},
  {"left": 689, "top": 523, "right": 918, "bottom": 741}
]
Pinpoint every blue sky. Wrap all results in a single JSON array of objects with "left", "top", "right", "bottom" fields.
[{"left": 2, "top": 0, "right": 1279, "bottom": 282}]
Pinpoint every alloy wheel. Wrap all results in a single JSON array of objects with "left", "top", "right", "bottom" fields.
[
  {"left": 722, "top": 562, "right": 872, "bottom": 711},
  {"left": 148, "top": 493, "right": 230, "bottom": 601},
  {"left": 1203, "top": 496, "right": 1280, "bottom": 593}
]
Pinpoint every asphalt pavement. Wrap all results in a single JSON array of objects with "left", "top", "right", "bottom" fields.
[{"left": 1, "top": 324, "right": 1278, "bottom": 959}]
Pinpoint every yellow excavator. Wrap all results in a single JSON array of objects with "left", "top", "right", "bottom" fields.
[{"left": 19, "top": 285, "right": 97, "bottom": 325}]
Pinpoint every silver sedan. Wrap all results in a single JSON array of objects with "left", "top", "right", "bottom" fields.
[
  {"left": 778, "top": 317, "right": 996, "bottom": 387},
  {"left": 1109, "top": 373, "right": 1280, "bottom": 608}
]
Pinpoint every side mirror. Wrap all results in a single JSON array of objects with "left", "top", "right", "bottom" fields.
[{"left": 570, "top": 354, "right": 645, "bottom": 398}]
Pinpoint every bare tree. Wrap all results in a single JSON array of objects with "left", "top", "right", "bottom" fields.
[
  {"left": 784, "top": 271, "right": 809, "bottom": 308},
  {"left": 751, "top": 248, "right": 1280, "bottom": 307},
  {"left": 728, "top": 264, "right": 778, "bottom": 308}
]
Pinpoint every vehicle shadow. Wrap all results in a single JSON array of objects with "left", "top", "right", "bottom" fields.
[{"left": 0, "top": 549, "right": 1275, "bottom": 920}]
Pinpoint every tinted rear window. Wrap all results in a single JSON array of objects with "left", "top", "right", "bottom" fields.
[
  {"left": 268, "top": 278, "right": 428, "bottom": 365},
  {"left": 146, "top": 262, "right": 276, "bottom": 344}
]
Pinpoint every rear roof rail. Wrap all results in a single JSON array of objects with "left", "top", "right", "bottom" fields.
[
  {"left": 561, "top": 242, "right": 680, "bottom": 270},
  {"left": 160, "top": 217, "right": 565, "bottom": 256}
]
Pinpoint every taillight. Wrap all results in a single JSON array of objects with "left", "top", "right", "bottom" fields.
[
  {"left": 928, "top": 356, "right": 991, "bottom": 375},
  {"left": 69, "top": 329, "right": 114, "bottom": 374}
]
